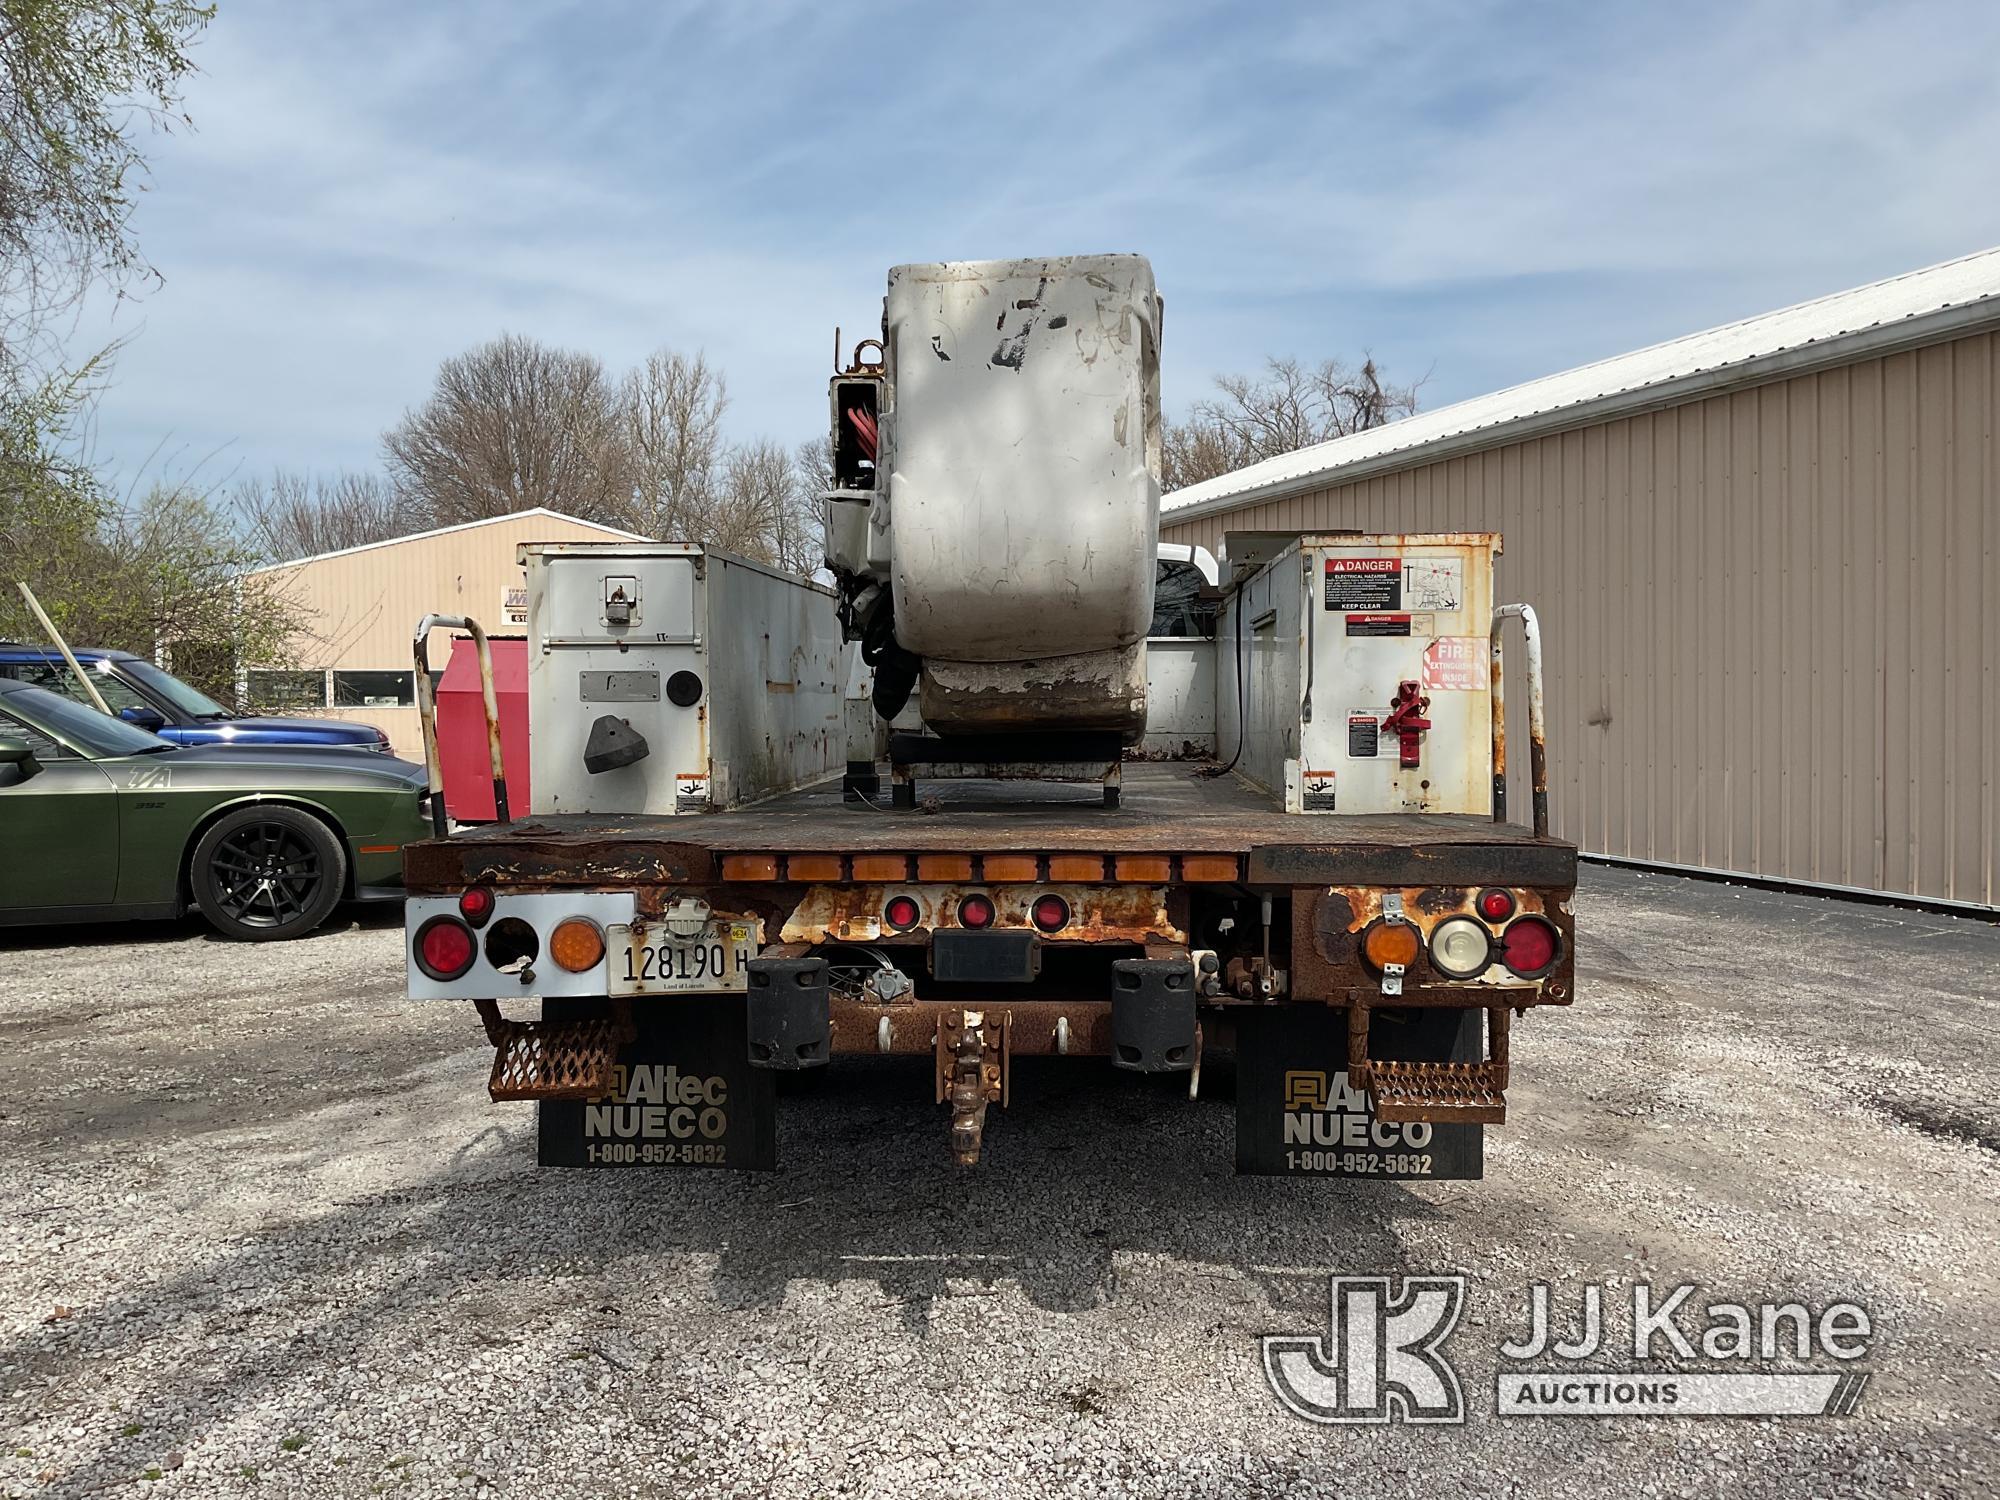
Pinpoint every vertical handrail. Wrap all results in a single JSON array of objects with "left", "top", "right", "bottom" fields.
[
  {"left": 413, "top": 614, "right": 509, "bottom": 838},
  {"left": 1489, "top": 603, "right": 1547, "bottom": 838},
  {"left": 1489, "top": 623, "right": 1506, "bottom": 825}
]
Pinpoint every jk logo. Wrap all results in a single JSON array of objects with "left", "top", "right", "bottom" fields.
[{"left": 1262, "top": 1276, "right": 1467, "bottom": 1424}]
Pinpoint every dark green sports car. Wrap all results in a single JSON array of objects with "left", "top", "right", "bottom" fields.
[{"left": 0, "top": 677, "right": 431, "bottom": 941}]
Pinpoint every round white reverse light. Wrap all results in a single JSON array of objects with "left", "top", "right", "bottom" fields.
[{"left": 1429, "top": 916, "right": 1492, "bottom": 980}]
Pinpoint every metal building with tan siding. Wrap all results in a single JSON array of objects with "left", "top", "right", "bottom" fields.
[
  {"left": 1160, "top": 249, "right": 2000, "bottom": 911},
  {"left": 246, "top": 508, "right": 647, "bottom": 756}
]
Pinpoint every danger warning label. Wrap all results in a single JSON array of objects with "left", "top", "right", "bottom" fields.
[
  {"left": 1324, "top": 557, "right": 1400, "bottom": 611},
  {"left": 1345, "top": 613, "right": 1411, "bottom": 637},
  {"left": 1422, "top": 636, "right": 1490, "bottom": 692}
]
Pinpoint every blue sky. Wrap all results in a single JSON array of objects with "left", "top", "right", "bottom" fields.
[{"left": 72, "top": 0, "right": 2000, "bottom": 491}]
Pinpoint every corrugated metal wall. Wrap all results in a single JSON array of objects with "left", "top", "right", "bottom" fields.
[
  {"left": 1161, "top": 330, "right": 1999, "bottom": 909},
  {"left": 256, "top": 513, "right": 635, "bottom": 755}
]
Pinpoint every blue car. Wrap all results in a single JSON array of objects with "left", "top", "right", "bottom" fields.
[{"left": 0, "top": 646, "right": 392, "bottom": 753}]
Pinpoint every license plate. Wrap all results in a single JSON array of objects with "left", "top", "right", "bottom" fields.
[{"left": 607, "top": 920, "right": 755, "bottom": 995}]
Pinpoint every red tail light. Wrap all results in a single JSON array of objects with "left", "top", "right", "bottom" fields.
[
  {"left": 458, "top": 885, "right": 495, "bottom": 927},
  {"left": 414, "top": 916, "right": 476, "bottom": 980},
  {"left": 1031, "top": 894, "right": 1070, "bottom": 932},
  {"left": 1477, "top": 888, "right": 1516, "bottom": 923},
  {"left": 957, "top": 894, "right": 995, "bottom": 929},
  {"left": 884, "top": 894, "right": 921, "bottom": 931},
  {"left": 1500, "top": 915, "right": 1560, "bottom": 979}
]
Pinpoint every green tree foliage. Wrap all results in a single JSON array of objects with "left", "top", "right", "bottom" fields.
[
  {"left": 0, "top": 0, "right": 213, "bottom": 387},
  {"left": 0, "top": 4, "right": 298, "bottom": 701},
  {"left": 1, "top": 433, "right": 301, "bottom": 700}
]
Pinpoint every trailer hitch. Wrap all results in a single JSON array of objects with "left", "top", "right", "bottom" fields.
[{"left": 935, "top": 1008, "right": 1011, "bottom": 1166}]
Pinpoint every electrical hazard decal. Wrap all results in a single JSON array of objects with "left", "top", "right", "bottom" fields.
[
  {"left": 1323, "top": 557, "right": 1400, "bottom": 611},
  {"left": 1345, "top": 613, "right": 1411, "bottom": 637},
  {"left": 1421, "top": 636, "right": 1489, "bottom": 692}
]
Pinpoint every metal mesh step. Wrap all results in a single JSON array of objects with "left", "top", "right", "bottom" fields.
[
  {"left": 486, "top": 1017, "right": 626, "bottom": 1101},
  {"left": 1365, "top": 1060, "right": 1508, "bottom": 1124}
]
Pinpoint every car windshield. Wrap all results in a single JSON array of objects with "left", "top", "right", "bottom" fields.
[
  {"left": 120, "top": 659, "right": 232, "bottom": 719},
  {"left": 0, "top": 684, "right": 175, "bottom": 758}
]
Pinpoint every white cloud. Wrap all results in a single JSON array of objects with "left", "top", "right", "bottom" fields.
[{"left": 65, "top": 0, "right": 2000, "bottom": 487}]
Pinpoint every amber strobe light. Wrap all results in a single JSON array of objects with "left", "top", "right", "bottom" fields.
[
  {"left": 549, "top": 917, "right": 606, "bottom": 973},
  {"left": 414, "top": 916, "right": 476, "bottom": 981},
  {"left": 1360, "top": 919, "right": 1422, "bottom": 973}
]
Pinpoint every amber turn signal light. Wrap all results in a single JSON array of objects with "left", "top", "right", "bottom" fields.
[
  {"left": 549, "top": 917, "right": 606, "bottom": 973},
  {"left": 1360, "top": 918, "right": 1422, "bottom": 973}
]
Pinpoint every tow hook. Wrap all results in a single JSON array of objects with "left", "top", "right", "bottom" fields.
[{"left": 936, "top": 1008, "right": 1009, "bottom": 1166}]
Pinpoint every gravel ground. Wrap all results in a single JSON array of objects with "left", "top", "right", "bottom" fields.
[{"left": 1, "top": 866, "right": 1996, "bottom": 1499}]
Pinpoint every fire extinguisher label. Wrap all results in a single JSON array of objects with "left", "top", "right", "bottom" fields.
[{"left": 1421, "top": 637, "right": 1490, "bottom": 692}]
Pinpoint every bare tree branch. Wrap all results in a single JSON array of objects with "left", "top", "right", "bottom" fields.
[
  {"left": 1161, "top": 354, "right": 1424, "bottom": 492},
  {"left": 232, "top": 468, "right": 412, "bottom": 563},
  {"left": 382, "top": 332, "right": 635, "bottom": 526},
  {"left": 623, "top": 348, "right": 726, "bottom": 541}
]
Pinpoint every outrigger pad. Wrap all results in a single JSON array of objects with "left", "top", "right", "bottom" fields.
[
  {"left": 1234, "top": 1006, "right": 1483, "bottom": 1179},
  {"left": 537, "top": 998, "right": 776, "bottom": 1170},
  {"left": 746, "top": 956, "right": 831, "bottom": 1070},
  {"left": 583, "top": 714, "right": 649, "bottom": 773},
  {"left": 1109, "top": 957, "right": 1198, "bottom": 1072}
]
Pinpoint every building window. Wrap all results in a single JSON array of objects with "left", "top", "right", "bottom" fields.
[
  {"left": 247, "top": 669, "right": 328, "bottom": 710},
  {"left": 333, "top": 670, "right": 416, "bottom": 708}
]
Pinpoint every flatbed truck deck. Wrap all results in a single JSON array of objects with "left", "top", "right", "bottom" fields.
[
  {"left": 408, "top": 765, "right": 1572, "bottom": 877},
  {"left": 403, "top": 764, "right": 1576, "bottom": 1175}
]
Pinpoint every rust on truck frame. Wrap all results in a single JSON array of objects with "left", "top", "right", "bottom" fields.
[{"left": 403, "top": 582, "right": 1575, "bottom": 1166}]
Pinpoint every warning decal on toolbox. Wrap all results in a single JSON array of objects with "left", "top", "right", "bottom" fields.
[
  {"left": 1422, "top": 636, "right": 1489, "bottom": 691},
  {"left": 1345, "top": 612, "right": 1411, "bottom": 637},
  {"left": 1323, "top": 557, "right": 1400, "bottom": 611},
  {"left": 1404, "top": 557, "right": 1464, "bottom": 612}
]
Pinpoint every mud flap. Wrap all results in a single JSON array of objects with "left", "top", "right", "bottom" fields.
[
  {"left": 1233, "top": 1006, "right": 1483, "bottom": 1179},
  {"left": 537, "top": 997, "right": 777, "bottom": 1170}
]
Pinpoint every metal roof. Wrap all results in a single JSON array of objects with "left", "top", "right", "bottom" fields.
[
  {"left": 1163, "top": 244, "right": 2000, "bottom": 521},
  {"left": 246, "top": 506, "right": 650, "bottom": 573}
]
